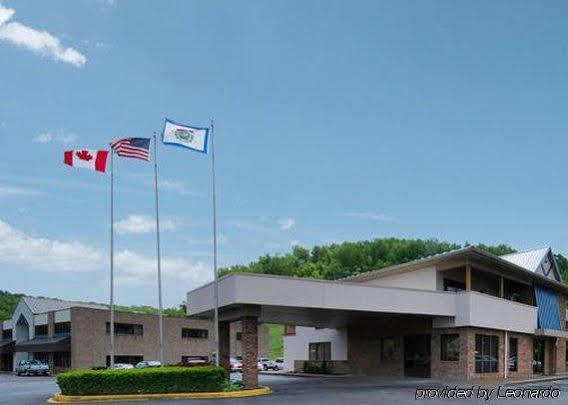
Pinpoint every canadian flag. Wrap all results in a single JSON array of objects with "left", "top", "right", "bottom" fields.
[{"left": 64, "top": 150, "right": 109, "bottom": 173}]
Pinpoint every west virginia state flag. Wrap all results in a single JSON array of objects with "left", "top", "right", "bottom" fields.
[{"left": 162, "top": 118, "right": 209, "bottom": 154}]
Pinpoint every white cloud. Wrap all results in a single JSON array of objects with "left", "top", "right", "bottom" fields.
[
  {"left": 115, "top": 214, "right": 177, "bottom": 235},
  {"left": 278, "top": 218, "right": 296, "bottom": 230},
  {"left": 0, "top": 219, "right": 103, "bottom": 272},
  {"left": 346, "top": 212, "right": 399, "bottom": 222},
  {"left": 0, "top": 185, "right": 43, "bottom": 196},
  {"left": 0, "top": 4, "right": 86, "bottom": 67},
  {"left": 159, "top": 179, "right": 202, "bottom": 197},
  {"left": 0, "top": 219, "right": 210, "bottom": 285},
  {"left": 0, "top": 4, "right": 13, "bottom": 25},
  {"left": 35, "top": 132, "right": 78, "bottom": 144}
]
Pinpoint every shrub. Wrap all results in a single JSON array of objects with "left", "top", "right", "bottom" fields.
[{"left": 57, "top": 366, "right": 228, "bottom": 395}]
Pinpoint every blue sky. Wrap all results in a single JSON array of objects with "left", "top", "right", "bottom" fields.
[{"left": 1, "top": 0, "right": 568, "bottom": 307}]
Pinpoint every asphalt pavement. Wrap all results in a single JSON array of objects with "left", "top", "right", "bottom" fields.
[{"left": 1, "top": 372, "right": 568, "bottom": 404}]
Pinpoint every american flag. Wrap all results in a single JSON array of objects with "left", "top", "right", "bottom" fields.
[{"left": 110, "top": 137, "right": 151, "bottom": 161}]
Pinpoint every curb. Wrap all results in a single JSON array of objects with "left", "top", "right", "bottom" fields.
[
  {"left": 503, "top": 376, "right": 568, "bottom": 386},
  {"left": 47, "top": 387, "right": 271, "bottom": 403},
  {"left": 259, "top": 371, "right": 348, "bottom": 378}
]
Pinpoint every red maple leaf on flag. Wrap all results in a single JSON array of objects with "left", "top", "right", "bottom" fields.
[{"left": 76, "top": 150, "right": 93, "bottom": 161}]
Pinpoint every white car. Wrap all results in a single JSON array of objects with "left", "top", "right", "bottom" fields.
[
  {"left": 257, "top": 358, "right": 278, "bottom": 371},
  {"left": 135, "top": 360, "right": 161, "bottom": 369},
  {"left": 110, "top": 363, "right": 134, "bottom": 370},
  {"left": 274, "top": 357, "right": 284, "bottom": 370}
]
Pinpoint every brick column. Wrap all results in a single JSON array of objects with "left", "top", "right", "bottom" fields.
[
  {"left": 558, "top": 338, "right": 567, "bottom": 373},
  {"left": 241, "top": 316, "right": 258, "bottom": 389},
  {"left": 219, "top": 321, "right": 230, "bottom": 375},
  {"left": 47, "top": 312, "right": 55, "bottom": 338}
]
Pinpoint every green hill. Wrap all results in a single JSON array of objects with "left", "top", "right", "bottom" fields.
[{"left": 220, "top": 238, "right": 568, "bottom": 282}]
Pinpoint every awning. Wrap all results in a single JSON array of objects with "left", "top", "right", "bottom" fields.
[
  {"left": 14, "top": 336, "right": 70, "bottom": 353},
  {"left": 0, "top": 339, "right": 15, "bottom": 353}
]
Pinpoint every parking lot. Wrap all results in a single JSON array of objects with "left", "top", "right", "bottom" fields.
[{"left": 1, "top": 373, "right": 568, "bottom": 404}]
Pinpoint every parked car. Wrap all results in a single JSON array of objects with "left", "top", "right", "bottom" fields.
[
  {"left": 229, "top": 357, "right": 242, "bottom": 372},
  {"left": 135, "top": 360, "right": 161, "bottom": 369},
  {"left": 109, "top": 363, "right": 134, "bottom": 370},
  {"left": 274, "top": 357, "right": 284, "bottom": 370},
  {"left": 258, "top": 358, "right": 279, "bottom": 371},
  {"left": 180, "top": 358, "right": 209, "bottom": 367},
  {"left": 15, "top": 360, "right": 50, "bottom": 376}
]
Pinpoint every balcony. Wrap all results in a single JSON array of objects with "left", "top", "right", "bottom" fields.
[{"left": 433, "top": 291, "right": 538, "bottom": 333}]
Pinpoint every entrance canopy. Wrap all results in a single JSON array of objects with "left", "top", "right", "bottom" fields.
[
  {"left": 187, "top": 273, "right": 455, "bottom": 328},
  {"left": 14, "top": 336, "right": 70, "bottom": 353}
]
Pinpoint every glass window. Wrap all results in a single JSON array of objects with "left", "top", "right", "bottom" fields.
[
  {"left": 54, "top": 322, "right": 71, "bottom": 337},
  {"left": 444, "top": 279, "right": 466, "bottom": 292},
  {"left": 181, "top": 328, "right": 208, "bottom": 339},
  {"left": 236, "top": 332, "right": 242, "bottom": 341},
  {"left": 533, "top": 338, "right": 545, "bottom": 374},
  {"left": 309, "top": 342, "right": 331, "bottom": 361},
  {"left": 106, "top": 355, "right": 143, "bottom": 366},
  {"left": 508, "top": 337, "right": 518, "bottom": 372},
  {"left": 441, "top": 334, "right": 460, "bottom": 361},
  {"left": 106, "top": 322, "right": 143, "bottom": 336},
  {"left": 380, "top": 337, "right": 395, "bottom": 361},
  {"left": 34, "top": 325, "right": 48, "bottom": 338},
  {"left": 2, "top": 329, "right": 12, "bottom": 340},
  {"left": 475, "top": 334, "right": 499, "bottom": 373}
]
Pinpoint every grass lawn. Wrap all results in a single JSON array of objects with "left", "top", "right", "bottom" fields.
[{"left": 264, "top": 323, "right": 284, "bottom": 359}]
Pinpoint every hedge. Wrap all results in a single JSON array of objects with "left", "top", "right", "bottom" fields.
[{"left": 56, "top": 366, "right": 228, "bottom": 395}]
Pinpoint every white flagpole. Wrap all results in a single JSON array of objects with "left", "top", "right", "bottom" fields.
[
  {"left": 153, "top": 133, "right": 164, "bottom": 365},
  {"left": 109, "top": 150, "right": 115, "bottom": 369},
  {"left": 210, "top": 118, "right": 219, "bottom": 366}
]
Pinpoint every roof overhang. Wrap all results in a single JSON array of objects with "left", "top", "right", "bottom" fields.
[
  {"left": 344, "top": 247, "right": 568, "bottom": 293},
  {"left": 14, "top": 336, "right": 70, "bottom": 353},
  {"left": 534, "top": 329, "right": 568, "bottom": 339},
  {"left": 187, "top": 273, "right": 456, "bottom": 327}
]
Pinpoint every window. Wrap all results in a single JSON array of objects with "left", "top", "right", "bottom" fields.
[
  {"left": 54, "top": 352, "right": 71, "bottom": 368},
  {"left": 236, "top": 332, "right": 242, "bottom": 341},
  {"left": 309, "top": 342, "right": 331, "bottom": 361},
  {"left": 181, "top": 328, "right": 208, "bottom": 339},
  {"left": 441, "top": 334, "right": 460, "bottom": 361},
  {"left": 444, "top": 279, "right": 466, "bottom": 292},
  {"left": 106, "top": 322, "right": 143, "bottom": 336},
  {"left": 533, "top": 338, "right": 545, "bottom": 374},
  {"left": 34, "top": 325, "right": 48, "bottom": 338},
  {"left": 2, "top": 329, "right": 12, "bottom": 340},
  {"left": 380, "top": 337, "right": 395, "bottom": 361},
  {"left": 508, "top": 337, "right": 518, "bottom": 372},
  {"left": 106, "top": 355, "right": 143, "bottom": 366},
  {"left": 475, "top": 334, "right": 499, "bottom": 373},
  {"left": 34, "top": 352, "right": 49, "bottom": 364},
  {"left": 54, "top": 322, "right": 71, "bottom": 337}
]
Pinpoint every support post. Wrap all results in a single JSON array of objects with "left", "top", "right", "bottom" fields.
[
  {"left": 219, "top": 321, "right": 230, "bottom": 376},
  {"left": 109, "top": 150, "right": 115, "bottom": 369},
  {"left": 499, "top": 276, "right": 505, "bottom": 299},
  {"left": 153, "top": 133, "right": 164, "bottom": 366},
  {"left": 465, "top": 263, "right": 472, "bottom": 291},
  {"left": 241, "top": 316, "right": 258, "bottom": 389}
]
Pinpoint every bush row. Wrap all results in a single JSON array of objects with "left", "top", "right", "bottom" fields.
[{"left": 57, "top": 366, "right": 228, "bottom": 395}]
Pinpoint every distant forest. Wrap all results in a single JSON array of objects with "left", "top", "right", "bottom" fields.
[{"left": 219, "top": 238, "right": 568, "bottom": 282}]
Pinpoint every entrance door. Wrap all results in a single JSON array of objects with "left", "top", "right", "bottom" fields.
[
  {"left": 404, "top": 335, "right": 431, "bottom": 377},
  {"left": 533, "top": 338, "right": 545, "bottom": 374}
]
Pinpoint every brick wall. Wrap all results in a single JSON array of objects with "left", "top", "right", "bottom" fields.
[
  {"left": 70, "top": 308, "right": 213, "bottom": 369},
  {"left": 347, "top": 317, "right": 431, "bottom": 376}
]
